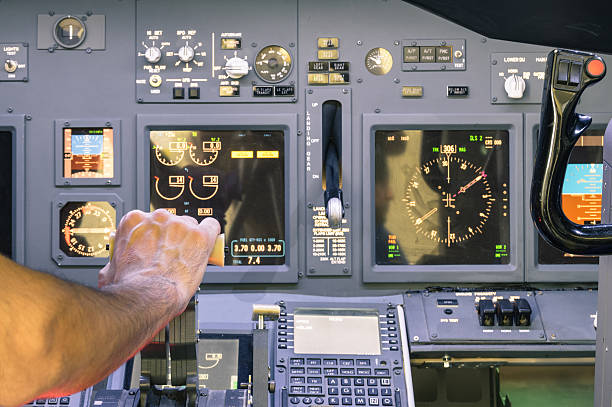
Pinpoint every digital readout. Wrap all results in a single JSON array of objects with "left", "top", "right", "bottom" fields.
[
  {"left": 149, "top": 130, "right": 285, "bottom": 266},
  {"left": 63, "top": 127, "right": 114, "bottom": 178},
  {"left": 375, "top": 130, "right": 511, "bottom": 265}
]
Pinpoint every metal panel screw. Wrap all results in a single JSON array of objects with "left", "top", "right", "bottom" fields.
[
  {"left": 86, "top": 11, "right": 93, "bottom": 16},
  {"left": 57, "top": 202, "right": 64, "bottom": 207},
  {"left": 63, "top": 180, "right": 70, "bottom": 186},
  {"left": 308, "top": 89, "right": 313, "bottom": 94},
  {"left": 413, "top": 336, "right": 419, "bottom": 341},
  {"left": 22, "top": 77, "right": 28, "bottom": 82},
  {"left": 7, "top": 107, "right": 13, "bottom": 113},
  {"left": 492, "top": 60, "right": 497, "bottom": 65},
  {"left": 411, "top": 66, "right": 417, "bottom": 71},
  {"left": 492, "top": 97, "right": 498, "bottom": 102},
  {"left": 49, "top": 11, "right": 55, "bottom": 16},
  {"left": 394, "top": 40, "right": 399, "bottom": 46},
  {"left": 137, "top": 98, "right": 143, "bottom": 103},
  {"left": 25, "top": 115, "right": 32, "bottom": 120},
  {"left": 375, "top": 108, "right": 381, "bottom": 113},
  {"left": 298, "top": 271, "right": 304, "bottom": 278},
  {"left": 309, "top": 267, "right": 316, "bottom": 274},
  {"left": 307, "top": 203, "right": 313, "bottom": 208},
  {"left": 81, "top": 16, "right": 87, "bottom": 21},
  {"left": 431, "top": 333, "right": 438, "bottom": 338},
  {"left": 290, "top": 81, "right": 295, "bottom": 85},
  {"left": 411, "top": 41, "right": 417, "bottom": 46},
  {"left": 357, "top": 78, "right": 363, "bottom": 83},
  {"left": 343, "top": 268, "right": 349, "bottom": 274},
  {"left": 251, "top": 42, "right": 257, "bottom": 48},
  {"left": 297, "top": 130, "right": 302, "bottom": 136},
  {"left": 64, "top": 121, "right": 70, "bottom": 126},
  {"left": 105, "top": 121, "right": 111, "bottom": 126},
  {"left": 291, "top": 97, "right": 297, "bottom": 102},
  {"left": 289, "top": 42, "right": 295, "bottom": 47},
  {"left": 129, "top": 390, "right": 135, "bottom": 395},
  {"left": 393, "top": 78, "right": 399, "bottom": 83},
  {"left": 57, "top": 255, "right": 64, "bottom": 260},
  {"left": 106, "top": 180, "right": 112, "bottom": 185},
  {"left": 356, "top": 40, "right": 362, "bottom": 46},
  {"left": 441, "top": 66, "right": 446, "bottom": 71},
  {"left": 110, "top": 201, "right": 116, "bottom": 207},
  {"left": 342, "top": 88, "right": 348, "bottom": 94},
  {"left": 481, "top": 37, "right": 487, "bottom": 43},
  {"left": 86, "top": 48, "right": 92, "bottom": 54}
]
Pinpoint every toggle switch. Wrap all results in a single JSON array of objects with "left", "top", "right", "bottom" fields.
[
  {"left": 478, "top": 300, "right": 495, "bottom": 326},
  {"left": 496, "top": 299, "right": 514, "bottom": 326},
  {"left": 514, "top": 298, "right": 532, "bottom": 326}
]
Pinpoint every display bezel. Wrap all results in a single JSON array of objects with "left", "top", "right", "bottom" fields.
[
  {"left": 54, "top": 119, "right": 121, "bottom": 186},
  {"left": 51, "top": 193, "right": 124, "bottom": 266},
  {"left": 137, "top": 114, "right": 298, "bottom": 284},
  {"left": 362, "top": 114, "right": 523, "bottom": 283},
  {"left": 0, "top": 115, "right": 25, "bottom": 263},
  {"left": 524, "top": 113, "right": 610, "bottom": 283}
]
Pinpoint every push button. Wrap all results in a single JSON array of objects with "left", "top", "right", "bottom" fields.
[
  {"left": 557, "top": 60, "right": 570, "bottom": 84},
  {"left": 586, "top": 58, "right": 606, "bottom": 77},
  {"left": 59, "top": 399, "right": 70, "bottom": 405},
  {"left": 188, "top": 87, "right": 200, "bottom": 99},
  {"left": 173, "top": 87, "right": 185, "bottom": 99},
  {"left": 569, "top": 62, "right": 582, "bottom": 86}
]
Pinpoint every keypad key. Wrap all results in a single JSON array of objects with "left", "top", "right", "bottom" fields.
[
  {"left": 325, "top": 368, "right": 339, "bottom": 375},
  {"left": 279, "top": 337, "right": 287, "bottom": 342},
  {"left": 315, "top": 397, "right": 325, "bottom": 405},
  {"left": 308, "top": 386, "right": 323, "bottom": 394},
  {"left": 59, "top": 399, "right": 70, "bottom": 406},
  {"left": 357, "top": 368, "right": 371, "bottom": 376},
  {"left": 290, "top": 397, "right": 300, "bottom": 404},
  {"left": 291, "top": 367, "right": 305, "bottom": 374},
  {"left": 324, "top": 358, "right": 338, "bottom": 365},
  {"left": 387, "top": 313, "right": 395, "bottom": 318},
  {"left": 387, "top": 320, "right": 396, "bottom": 325},
  {"left": 302, "top": 397, "right": 312, "bottom": 404},
  {"left": 382, "top": 398, "right": 393, "bottom": 406},
  {"left": 367, "top": 378, "right": 378, "bottom": 386},
  {"left": 278, "top": 344, "right": 287, "bottom": 349},
  {"left": 307, "top": 367, "right": 321, "bottom": 374},
  {"left": 328, "top": 378, "right": 340, "bottom": 386},
  {"left": 375, "top": 369, "right": 390, "bottom": 376},
  {"left": 388, "top": 326, "right": 396, "bottom": 331},
  {"left": 340, "top": 368, "right": 355, "bottom": 375},
  {"left": 36, "top": 401, "right": 46, "bottom": 405},
  {"left": 356, "top": 397, "right": 366, "bottom": 405},
  {"left": 279, "top": 331, "right": 287, "bottom": 336},
  {"left": 381, "top": 388, "right": 392, "bottom": 396},
  {"left": 390, "top": 346, "right": 399, "bottom": 351},
  {"left": 329, "top": 397, "right": 340, "bottom": 405},
  {"left": 341, "top": 387, "right": 352, "bottom": 395},
  {"left": 357, "top": 359, "right": 370, "bottom": 366},
  {"left": 342, "top": 397, "right": 353, "bottom": 405},
  {"left": 308, "top": 377, "right": 323, "bottom": 384},
  {"left": 354, "top": 378, "right": 365, "bottom": 386},
  {"left": 341, "top": 378, "right": 351, "bottom": 386},
  {"left": 291, "top": 358, "right": 305, "bottom": 366},
  {"left": 329, "top": 387, "right": 339, "bottom": 395},
  {"left": 355, "top": 388, "right": 366, "bottom": 396},
  {"left": 307, "top": 358, "right": 321, "bottom": 365},
  {"left": 340, "top": 359, "right": 355, "bottom": 366},
  {"left": 368, "top": 388, "right": 378, "bottom": 396},
  {"left": 380, "top": 378, "right": 391, "bottom": 386},
  {"left": 369, "top": 397, "right": 380, "bottom": 406},
  {"left": 291, "top": 386, "right": 305, "bottom": 394},
  {"left": 291, "top": 377, "right": 305, "bottom": 384},
  {"left": 48, "top": 399, "right": 58, "bottom": 405}
]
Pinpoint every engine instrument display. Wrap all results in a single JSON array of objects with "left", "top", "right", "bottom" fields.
[
  {"left": 537, "top": 130, "right": 603, "bottom": 265},
  {"left": 59, "top": 201, "right": 116, "bottom": 258},
  {"left": 150, "top": 130, "right": 285, "bottom": 266},
  {"left": 63, "top": 127, "right": 114, "bottom": 178},
  {"left": 375, "top": 130, "right": 510, "bottom": 265}
]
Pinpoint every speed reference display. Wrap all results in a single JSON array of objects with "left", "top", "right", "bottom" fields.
[{"left": 375, "top": 130, "right": 510, "bottom": 265}]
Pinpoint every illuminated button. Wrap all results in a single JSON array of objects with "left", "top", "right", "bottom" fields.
[
  {"left": 403, "top": 46, "right": 419, "bottom": 63},
  {"left": 402, "top": 86, "right": 423, "bottom": 97},
  {"left": 557, "top": 60, "right": 570, "bottom": 84},
  {"left": 219, "top": 85, "right": 239, "bottom": 97},
  {"left": 253, "top": 86, "right": 274, "bottom": 97},
  {"left": 318, "top": 49, "right": 339, "bottom": 60},
  {"left": 59, "top": 399, "right": 70, "bottom": 405},
  {"left": 309, "top": 61, "right": 329, "bottom": 72},
  {"left": 308, "top": 73, "right": 329, "bottom": 85},
  {"left": 275, "top": 86, "right": 295, "bottom": 96},
  {"left": 318, "top": 37, "right": 339, "bottom": 49},
  {"left": 221, "top": 38, "right": 241, "bottom": 50},
  {"left": 436, "top": 46, "right": 452, "bottom": 63},
  {"left": 172, "top": 87, "right": 185, "bottom": 99},
  {"left": 149, "top": 74, "right": 162, "bottom": 87},
  {"left": 586, "top": 58, "right": 606, "bottom": 77},
  {"left": 188, "top": 87, "right": 200, "bottom": 99},
  {"left": 330, "top": 61, "right": 350, "bottom": 71},
  {"left": 329, "top": 72, "right": 350, "bottom": 84},
  {"left": 420, "top": 46, "right": 436, "bottom": 62}
]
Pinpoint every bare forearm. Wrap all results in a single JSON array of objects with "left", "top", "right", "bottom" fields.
[{"left": 0, "top": 259, "right": 176, "bottom": 406}]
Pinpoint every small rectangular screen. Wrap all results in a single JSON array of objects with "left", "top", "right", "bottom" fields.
[
  {"left": 538, "top": 130, "right": 602, "bottom": 265},
  {"left": 293, "top": 309, "right": 381, "bottom": 355},
  {"left": 63, "top": 127, "right": 114, "bottom": 178},
  {"left": 149, "top": 130, "right": 285, "bottom": 266},
  {"left": 197, "top": 339, "right": 239, "bottom": 390},
  {"left": 0, "top": 131, "right": 11, "bottom": 258},
  {"left": 375, "top": 130, "right": 511, "bottom": 265}
]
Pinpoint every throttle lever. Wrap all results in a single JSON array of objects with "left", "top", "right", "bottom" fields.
[{"left": 530, "top": 49, "right": 608, "bottom": 254}]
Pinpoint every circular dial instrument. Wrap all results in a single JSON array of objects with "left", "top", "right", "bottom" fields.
[
  {"left": 365, "top": 47, "right": 393, "bottom": 75},
  {"left": 60, "top": 202, "right": 115, "bottom": 257},
  {"left": 404, "top": 154, "right": 498, "bottom": 247},
  {"left": 53, "top": 16, "right": 87, "bottom": 49},
  {"left": 151, "top": 133, "right": 187, "bottom": 166},
  {"left": 254, "top": 45, "right": 292, "bottom": 83},
  {"left": 189, "top": 139, "right": 221, "bottom": 166}
]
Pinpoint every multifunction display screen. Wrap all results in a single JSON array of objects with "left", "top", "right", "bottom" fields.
[
  {"left": 293, "top": 309, "right": 381, "bottom": 355},
  {"left": 375, "top": 130, "right": 511, "bottom": 265},
  {"left": 63, "top": 127, "right": 114, "bottom": 178},
  {"left": 149, "top": 130, "right": 285, "bottom": 266},
  {"left": 538, "top": 130, "right": 603, "bottom": 265}
]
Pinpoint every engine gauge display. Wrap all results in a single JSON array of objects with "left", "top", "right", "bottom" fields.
[
  {"left": 365, "top": 48, "right": 393, "bottom": 75},
  {"left": 254, "top": 46, "right": 292, "bottom": 83},
  {"left": 59, "top": 201, "right": 116, "bottom": 258},
  {"left": 150, "top": 130, "right": 285, "bottom": 266},
  {"left": 63, "top": 127, "right": 114, "bottom": 178},
  {"left": 375, "top": 129, "right": 510, "bottom": 265},
  {"left": 537, "top": 130, "right": 603, "bottom": 265}
]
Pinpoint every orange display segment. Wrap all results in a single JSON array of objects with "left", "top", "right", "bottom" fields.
[{"left": 562, "top": 193, "right": 601, "bottom": 224}]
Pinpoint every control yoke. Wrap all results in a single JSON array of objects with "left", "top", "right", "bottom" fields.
[{"left": 530, "top": 49, "right": 608, "bottom": 254}]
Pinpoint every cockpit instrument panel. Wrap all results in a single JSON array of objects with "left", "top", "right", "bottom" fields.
[
  {"left": 374, "top": 130, "right": 510, "bottom": 265},
  {"left": 149, "top": 130, "right": 285, "bottom": 266}
]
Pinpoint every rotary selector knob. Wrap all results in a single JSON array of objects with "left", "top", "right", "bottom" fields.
[
  {"left": 178, "top": 45, "right": 195, "bottom": 63},
  {"left": 224, "top": 56, "right": 249, "bottom": 79},
  {"left": 144, "top": 47, "right": 162, "bottom": 64},
  {"left": 504, "top": 74, "right": 526, "bottom": 99}
]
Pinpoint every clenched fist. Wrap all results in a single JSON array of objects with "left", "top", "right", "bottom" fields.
[{"left": 98, "top": 209, "right": 220, "bottom": 317}]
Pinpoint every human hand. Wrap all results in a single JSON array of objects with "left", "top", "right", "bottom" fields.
[{"left": 98, "top": 209, "right": 220, "bottom": 317}]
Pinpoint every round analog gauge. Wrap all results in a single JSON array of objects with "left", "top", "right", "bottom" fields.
[
  {"left": 53, "top": 16, "right": 87, "bottom": 49},
  {"left": 60, "top": 201, "right": 116, "bottom": 257},
  {"left": 189, "top": 139, "right": 221, "bottom": 166},
  {"left": 151, "top": 132, "right": 187, "bottom": 166},
  {"left": 365, "top": 47, "right": 393, "bottom": 75},
  {"left": 404, "top": 155, "right": 501, "bottom": 247},
  {"left": 254, "top": 45, "right": 292, "bottom": 83}
]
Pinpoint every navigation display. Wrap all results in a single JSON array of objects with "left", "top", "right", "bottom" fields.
[
  {"left": 537, "top": 130, "right": 603, "bottom": 265},
  {"left": 63, "top": 127, "right": 114, "bottom": 178},
  {"left": 149, "top": 130, "right": 285, "bottom": 266},
  {"left": 374, "top": 130, "right": 511, "bottom": 265}
]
